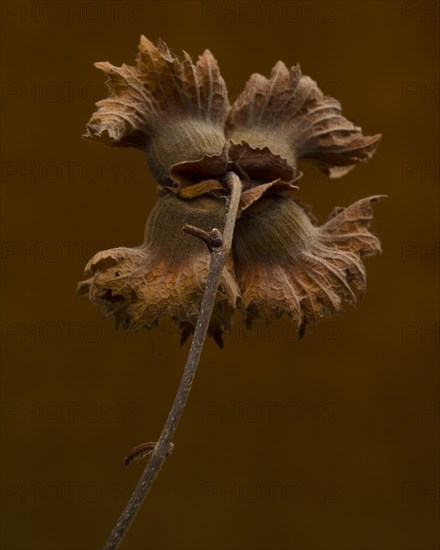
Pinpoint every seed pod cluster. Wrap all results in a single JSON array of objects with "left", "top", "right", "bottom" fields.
[{"left": 78, "top": 36, "right": 384, "bottom": 345}]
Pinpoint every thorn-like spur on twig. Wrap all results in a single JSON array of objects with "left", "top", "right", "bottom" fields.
[
  {"left": 124, "top": 442, "right": 174, "bottom": 467},
  {"left": 183, "top": 224, "right": 223, "bottom": 252}
]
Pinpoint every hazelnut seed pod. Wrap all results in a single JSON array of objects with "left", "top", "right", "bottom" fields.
[
  {"left": 227, "top": 62, "right": 382, "bottom": 179},
  {"left": 233, "top": 193, "right": 384, "bottom": 330},
  {"left": 78, "top": 193, "right": 239, "bottom": 346},
  {"left": 83, "top": 36, "right": 229, "bottom": 185}
]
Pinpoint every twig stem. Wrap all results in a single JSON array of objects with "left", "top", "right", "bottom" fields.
[{"left": 103, "top": 172, "right": 242, "bottom": 550}]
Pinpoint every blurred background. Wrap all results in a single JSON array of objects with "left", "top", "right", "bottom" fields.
[{"left": 1, "top": 1, "right": 439, "bottom": 549}]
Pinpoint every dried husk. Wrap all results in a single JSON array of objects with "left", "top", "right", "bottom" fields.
[
  {"left": 77, "top": 193, "right": 239, "bottom": 346},
  {"left": 83, "top": 36, "right": 229, "bottom": 185},
  {"left": 227, "top": 61, "right": 382, "bottom": 179},
  {"left": 233, "top": 194, "right": 384, "bottom": 330}
]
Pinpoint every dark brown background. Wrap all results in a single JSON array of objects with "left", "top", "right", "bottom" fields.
[{"left": 1, "top": 1, "right": 439, "bottom": 549}]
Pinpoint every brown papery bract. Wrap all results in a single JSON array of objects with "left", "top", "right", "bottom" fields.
[
  {"left": 78, "top": 193, "right": 239, "bottom": 347},
  {"left": 234, "top": 194, "right": 385, "bottom": 331}
]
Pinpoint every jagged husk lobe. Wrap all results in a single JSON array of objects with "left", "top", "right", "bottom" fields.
[
  {"left": 232, "top": 194, "right": 384, "bottom": 330},
  {"left": 83, "top": 36, "right": 229, "bottom": 184},
  {"left": 227, "top": 61, "right": 382, "bottom": 179},
  {"left": 77, "top": 194, "right": 239, "bottom": 346}
]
